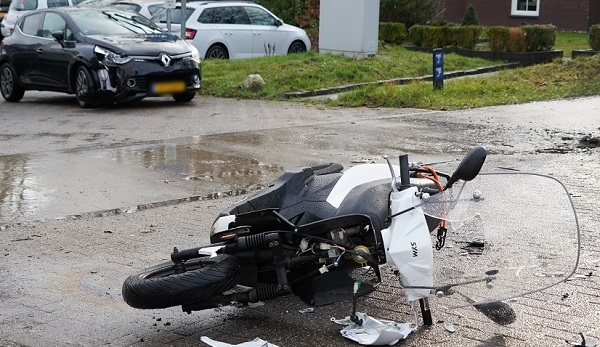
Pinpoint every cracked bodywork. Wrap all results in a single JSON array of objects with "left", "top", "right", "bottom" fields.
[{"left": 80, "top": 45, "right": 201, "bottom": 105}]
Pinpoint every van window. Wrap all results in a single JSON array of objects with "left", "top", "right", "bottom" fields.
[
  {"left": 47, "top": 0, "right": 69, "bottom": 7},
  {"left": 10, "top": 0, "right": 38, "bottom": 11},
  {"left": 244, "top": 6, "right": 276, "bottom": 26},
  {"left": 198, "top": 6, "right": 248, "bottom": 24}
]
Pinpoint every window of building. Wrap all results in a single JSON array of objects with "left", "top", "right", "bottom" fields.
[{"left": 511, "top": 0, "right": 539, "bottom": 16}]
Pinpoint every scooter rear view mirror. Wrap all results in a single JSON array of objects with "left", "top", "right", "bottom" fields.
[{"left": 445, "top": 146, "right": 487, "bottom": 189}]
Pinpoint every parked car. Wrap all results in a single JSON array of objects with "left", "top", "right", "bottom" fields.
[
  {"left": 78, "top": 0, "right": 164, "bottom": 19},
  {"left": 1, "top": 0, "right": 86, "bottom": 37},
  {"left": 0, "top": 0, "right": 10, "bottom": 39},
  {"left": 110, "top": 0, "right": 165, "bottom": 19},
  {"left": 0, "top": 7, "right": 201, "bottom": 107},
  {"left": 151, "top": 1, "right": 311, "bottom": 59}
]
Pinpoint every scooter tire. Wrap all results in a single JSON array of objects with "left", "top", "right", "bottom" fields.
[{"left": 122, "top": 254, "right": 240, "bottom": 309}]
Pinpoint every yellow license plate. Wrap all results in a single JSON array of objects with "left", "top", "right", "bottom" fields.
[{"left": 152, "top": 81, "right": 186, "bottom": 94}]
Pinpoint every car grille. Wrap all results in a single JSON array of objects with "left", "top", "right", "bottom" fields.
[{"left": 131, "top": 74, "right": 198, "bottom": 93}]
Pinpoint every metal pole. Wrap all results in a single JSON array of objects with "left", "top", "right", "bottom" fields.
[{"left": 180, "top": 0, "right": 186, "bottom": 39}]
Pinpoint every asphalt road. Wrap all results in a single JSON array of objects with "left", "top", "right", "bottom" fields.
[{"left": 1, "top": 92, "right": 599, "bottom": 347}]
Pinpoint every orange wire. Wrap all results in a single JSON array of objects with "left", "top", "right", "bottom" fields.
[{"left": 417, "top": 166, "right": 447, "bottom": 228}]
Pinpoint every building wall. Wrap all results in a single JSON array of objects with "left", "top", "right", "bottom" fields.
[
  {"left": 436, "top": 0, "right": 591, "bottom": 32},
  {"left": 589, "top": 0, "right": 600, "bottom": 29}
]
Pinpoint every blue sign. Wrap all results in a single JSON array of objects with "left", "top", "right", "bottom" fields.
[{"left": 433, "top": 48, "right": 443, "bottom": 90}]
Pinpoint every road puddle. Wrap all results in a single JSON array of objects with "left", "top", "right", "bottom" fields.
[{"left": 0, "top": 135, "right": 284, "bottom": 227}]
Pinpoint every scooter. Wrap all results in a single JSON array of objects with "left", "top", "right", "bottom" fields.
[{"left": 122, "top": 147, "right": 580, "bottom": 330}]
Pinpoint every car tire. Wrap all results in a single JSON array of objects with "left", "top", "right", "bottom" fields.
[
  {"left": 287, "top": 41, "right": 306, "bottom": 54},
  {"left": 173, "top": 91, "right": 196, "bottom": 102},
  {"left": 0, "top": 63, "right": 25, "bottom": 102},
  {"left": 75, "top": 65, "right": 94, "bottom": 108},
  {"left": 205, "top": 44, "right": 229, "bottom": 59}
]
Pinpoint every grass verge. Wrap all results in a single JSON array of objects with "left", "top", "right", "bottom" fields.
[
  {"left": 330, "top": 55, "right": 600, "bottom": 110},
  {"left": 199, "top": 32, "right": 599, "bottom": 110},
  {"left": 199, "top": 46, "right": 501, "bottom": 99}
]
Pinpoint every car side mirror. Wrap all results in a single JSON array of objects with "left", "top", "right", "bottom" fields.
[
  {"left": 51, "top": 30, "right": 64, "bottom": 41},
  {"left": 445, "top": 146, "right": 487, "bottom": 189},
  {"left": 275, "top": 19, "right": 283, "bottom": 26}
]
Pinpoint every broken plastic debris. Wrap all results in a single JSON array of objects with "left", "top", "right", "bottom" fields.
[
  {"left": 298, "top": 307, "right": 314, "bottom": 314},
  {"left": 444, "top": 324, "right": 456, "bottom": 333},
  {"left": 200, "top": 336, "right": 279, "bottom": 347},
  {"left": 332, "top": 312, "right": 414, "bottom": 346}
]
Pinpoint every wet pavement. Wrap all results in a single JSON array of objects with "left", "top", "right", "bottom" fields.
[{"left": 1, "top": 93, "right": 600, "bottom": 346}]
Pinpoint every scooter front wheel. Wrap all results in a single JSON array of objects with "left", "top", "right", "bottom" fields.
[{"left": 122, "top": 254, "right": 240, "bottom": 309}]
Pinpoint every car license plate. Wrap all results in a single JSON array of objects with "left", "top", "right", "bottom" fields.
[{"left": 152, "top": 81, "right": 186, "bottom": 94}]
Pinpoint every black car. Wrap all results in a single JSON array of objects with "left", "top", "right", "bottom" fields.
[{"left": 0, "top": 7, "right": 201, "bottom": 107}]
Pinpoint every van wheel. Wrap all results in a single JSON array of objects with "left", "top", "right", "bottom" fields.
[
  {"left": 287, "top": 41, "right": 306, "bottom": 54},
  {"left": 205, "top": 44, "right": 229, "bottom": 59}
]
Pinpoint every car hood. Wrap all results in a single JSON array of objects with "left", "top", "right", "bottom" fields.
[{"left": 85, "top": 33, "right": 191, "bottom": 55}]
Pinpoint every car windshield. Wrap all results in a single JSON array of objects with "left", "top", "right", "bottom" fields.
[{"left": 70, "top": 9, "right": 163, "bottom": 34}]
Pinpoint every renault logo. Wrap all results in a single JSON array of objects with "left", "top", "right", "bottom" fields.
[{"left": 159, "top": 53, "right": 172, "bottom": 67}]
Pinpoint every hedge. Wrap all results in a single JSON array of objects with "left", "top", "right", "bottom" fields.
[
  {"left": 589, "top": 24, "right": 600, "bottom": 51},
  {"left": 379, "top": 22, "right": 407, "bottom": 45},
  {"left": 407, "top": 24, "right": 555, "bottom": 52}
]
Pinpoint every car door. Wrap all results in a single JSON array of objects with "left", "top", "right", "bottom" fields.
[
  {"left": 209, "top": 6, "right": 252, "bottom": 59},
  {"left": 9, "top": 11, "right": 45, "bottom": 86},
  {"left": 244, "top": 5, "right": 287, "bottom": 57},
  {"left": 34, "top": 11, "right": 73, "bottom": 90}
]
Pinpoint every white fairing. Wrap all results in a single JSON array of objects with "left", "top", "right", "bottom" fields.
[
  {"left": 380, "top": 188, "right": 433, "bottom": 302},
  {"left": 326, "top": 164, "right": 400, "bottom": 208}
]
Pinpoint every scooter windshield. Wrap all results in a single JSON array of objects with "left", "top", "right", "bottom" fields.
[{"left": 416, "top": 172, "right": 580, "bottom": 307}]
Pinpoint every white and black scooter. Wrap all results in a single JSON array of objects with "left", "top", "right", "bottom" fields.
[{"left": 122, "top": 147, "right": 580, "bottom": 332}]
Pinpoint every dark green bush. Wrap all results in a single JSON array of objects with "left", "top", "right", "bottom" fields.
[
  {"left": 522, "top": 24, "right": 556, "bottom": 51},
  {"left": 422, "top": 26, "right": 450, "bottom": 48},
  {"left": 461, "top": 4, "right": 479, "bottom": 26},
  {"left": 380, "top": 0, "right": 438, "bottom": 28},
  {"left": 408, "top": 25, "right": 425, "bottom": 46},
  {"left": 486, "top": 26, "right": 510, "bottom": 52},
  {"left": 450, "top": 25, "right": 483, "bottom": 49},
  {"left": 379, "top": 22, "right": 407, "bottom": 45},
  {"left": 589, "top": 24, "right": 600, "bottom": 50}
]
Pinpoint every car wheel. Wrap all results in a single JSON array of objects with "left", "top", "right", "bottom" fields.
[
  {"left": 287, "top": 41, "right": 306, "bottom": 54},
  {"left": 75, "top": 66, "right": 94, "bottom": 108},
  {"left": 173, "top": 91, "right": 196, "bottom": 102},
  {"left": 0, "top": 63, "right": 25, "bottom": 102},
  {"left": 205, "top": 44, "right": 229, "bottom": 59}
]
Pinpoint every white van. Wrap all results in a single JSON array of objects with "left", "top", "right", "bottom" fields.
[{"left": 1, "top": 0, "right": 84, "bottom": 37}]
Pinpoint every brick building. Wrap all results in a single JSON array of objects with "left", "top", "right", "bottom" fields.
[{"left": 435, "top": 0, "right": 600, "bottom": 32}]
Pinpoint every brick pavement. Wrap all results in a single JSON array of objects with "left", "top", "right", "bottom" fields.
[{"left": 1, "top": 152, "right": 599, "bottom": 347}]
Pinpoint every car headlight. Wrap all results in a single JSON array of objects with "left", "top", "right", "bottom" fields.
[
  {"left": 187, "top": 42, "right": 201, "bottom": 64},
  {"left": 94, "top": 46, "right": 131, "bottom": 65}
]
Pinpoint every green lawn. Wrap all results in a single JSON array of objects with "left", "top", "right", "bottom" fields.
[{"left": 198, "top": 31, "right": 599, "bottom": 110}]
